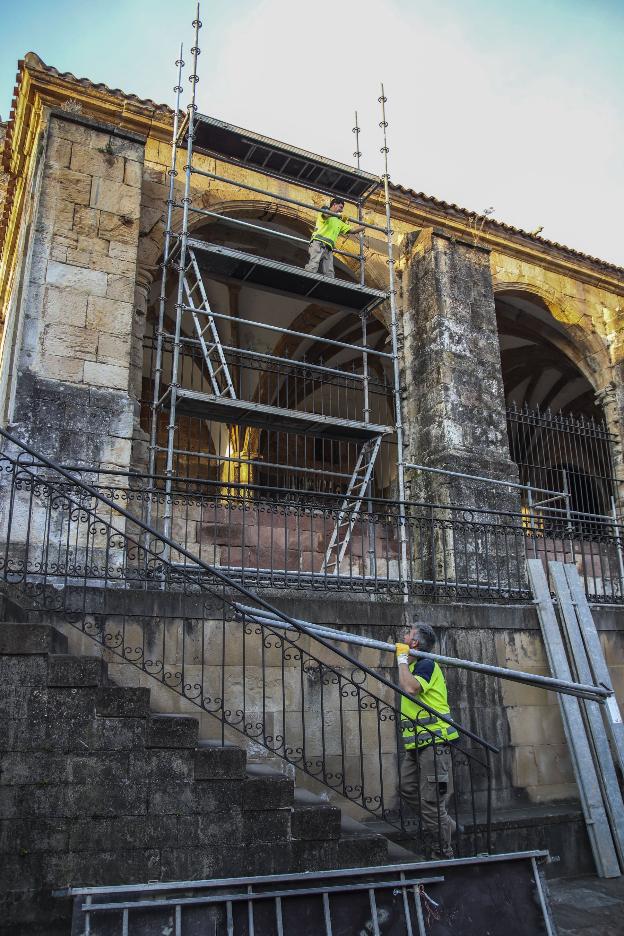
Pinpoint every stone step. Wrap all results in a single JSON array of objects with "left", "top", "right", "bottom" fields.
[
  {"left": 146, "top": 714, "right": 199, "bottom": 749},
  {"left": 244, "top": 763, "right": 294, "bottom": 809},
  {"left": 47, "top": 654, "right": 109, "bottom": 687},
  {"left": 194, "top": 740, "right": 247, "bottom": 780},
  {"left": 0, "top": 622, "right": 67, "bottom": 655},
  {"left": 291, "top": 788, "right": 341, "bottom": 841}
]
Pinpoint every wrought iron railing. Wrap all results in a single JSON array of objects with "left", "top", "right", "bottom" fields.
[
  {"left": 0, "top": 428, "right": 495, "bottom": 859},
  {"left": 31, "top": 467, "right": 624, "bottom": 604}
]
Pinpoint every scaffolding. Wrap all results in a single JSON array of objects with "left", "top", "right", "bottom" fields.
[{"left": 148, "top": 6, "right": 407, "bottom": 581}]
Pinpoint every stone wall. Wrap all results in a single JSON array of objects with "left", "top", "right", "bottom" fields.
[{"left": 7, "top": 111, "right": 145, "bottom": 471}]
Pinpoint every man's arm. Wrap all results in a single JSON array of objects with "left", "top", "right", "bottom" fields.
[{"left": 395, "top": 643, "right": 423, "bottom": 696}]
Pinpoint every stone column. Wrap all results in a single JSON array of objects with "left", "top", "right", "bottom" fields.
[{"left": 401, "top": 229, "right": 523, "bottom": 593}]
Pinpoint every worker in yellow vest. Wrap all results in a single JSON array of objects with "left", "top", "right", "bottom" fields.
[
  {"left": 305, "top": 197, "right": 364, "bottom": 278},
  {"left": 395, "top": 622, "right": 460, "bottom": 859}
]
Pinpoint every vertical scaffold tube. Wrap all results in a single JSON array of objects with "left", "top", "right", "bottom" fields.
[
  {"left": 379, "top": 84, "right": 409, "bottom": 601},
  {"left": 147, "top": 44, "right": 184, "bottom": 523},
  {"left": 163, "top": 6, "right": 201, "bottom": 541}
]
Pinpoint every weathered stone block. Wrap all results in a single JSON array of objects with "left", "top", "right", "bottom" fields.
[
  {"left": 73, "top": 205, "right": 99, "bottom": 236},
  {"left": 95, "top": 686, "right": 150, "bottom": 718},
  {"left": 45, "top": 260, "right": 107, "bottom": 296},
  {"left": 123, "top": 159, "right": 143, "bottom": 188},
  {"left": 148, "top": 780, "right": 241, "bottom": 815},
  {"left": 0, "top": 624, "right": 67, "bottom": 656},
  {"left": 242, "top": 772, "right": 294, "bottom": 809},
  {"left": 86, "top": 295, "right": 133, "bottom": 336},
  {"left": 106, "top": 273, "right": 134, "bottom": 302},
  {"left": 0, "top": 656, "right": 48, "bottom": 687},
  {"left": 46, "top": 166, "right": 91, "bottom": 206},
  {"left": 42, "top": 285, "right": 88, "bottom": 327},
  {"left": 97, "top": 210, "right": 139, "bottom": 244},
  {"left": 290, "top": 803, "right": 341, "bottom": 841},
  {"left": 83, "top": 360, "right": 128, "bottom": 390},
  {"left": 90, "top": 178, "right": 140, "bottom": 219},
  {"left": 47, "top": 655, "right": 108, "bottom": 687},
  {"left": 46, "top": 136, "right": 72, "bottom": 169},
  {"left": 146, "top": 714, "right": 199, "bottom": 748},
  {"left": 194, "top": 742, "right": 247, "bottom": 780},
  {"left": 38, "top": 353, "right": 84, "bottom": 383},
  {"left": 70, "top": 146, "right": 125, "bottom": 182},
  {"left": 97, "top": 332, "right": 130, "bottom": 366},
  {"left": 43, "top": 324, "right": 98, "bottom": 361}
]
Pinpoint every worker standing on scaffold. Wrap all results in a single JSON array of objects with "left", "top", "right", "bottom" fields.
[
  {"left": 305, "top": 197, "right": 364, "bottom": 278},
  {"left": 395, "top": 622, "right": 460, "bottom": 860}
]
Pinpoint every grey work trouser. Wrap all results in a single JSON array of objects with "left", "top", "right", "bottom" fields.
[
  {"left": 305, "top": 239, "right": 335, "bottom": 277},
  {"left": 400, "top": 742, "right": 456, "bottom": 858}
]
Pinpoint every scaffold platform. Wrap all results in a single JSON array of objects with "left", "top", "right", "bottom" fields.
[
  {"left": 187, "top": 114, "right": 380, "bottom": 200},
  {"left": 188, "top": 239, "right": 387, "bottom": 313},
  {"left": 173, "top": 389, "right": 391, "bottom": 441}
]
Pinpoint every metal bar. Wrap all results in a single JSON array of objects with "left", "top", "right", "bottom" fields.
[
  {"left": 405, "top": 462, "right": 568, "bottom": 499},
  {"left": 147, "top": 43, "right": 184, "bottom": 494},
  {"left": 322, "top": 892, "right": 333, "bottom": 936},
  {"left": 412, "top": 885, "right": 427, "bottom": 936},
  {"left": 531, "top": 856, "right": 555, "bottom": 936},
  {"left": 399, "top": 872, "right": 414, "bottom": 936},
  {"left": 235, "top": 603, "right": 611, "bottom": 702},
  {"left": 564, "top": 564, "right": 624, "bottom": 779},
  {"left": 61, "top": 854, "right": 544, "bottom": 896},
  {"left": 181, "top": 304, "right": 394, "bottom": 358},
  {"left": 81, "top": 877, "right": 446, "bottom": 912},
  {"left": 379, "top": 84, "right": 408, "bottom": 606},
  {"left": 550, "top": 561, "right": 624, "bottom": 868},
  {"left": 183, "top": 203, "right": 362, "bottom": 261},
  {"left": 527, "top": 558, "right": 620, "bottom": 878},
  {"left": 188, "top": 165, "right": 388, "bottom": 234}
]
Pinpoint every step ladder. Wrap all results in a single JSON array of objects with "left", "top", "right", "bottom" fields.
[
  {"left": 182, "top": 248, "right": 236, "bottom": 399},
  {"left": 321, "top": 435, "right": 382, "bottom": 574}
]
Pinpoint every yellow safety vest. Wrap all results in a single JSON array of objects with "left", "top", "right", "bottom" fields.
[
  {"left": 310, "top": 211, "right": 351, "bottom": 248},
  {"left": 401, "top": 659, "right": 459, "bottom": 750}
]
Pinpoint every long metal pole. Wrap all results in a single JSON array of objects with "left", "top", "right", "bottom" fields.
[
  {"left": 379, "top": 85, "right": 408, "bottom": 602},
  {"left": 164, "top": 6, "right": 201, "bottom": 541},
  {"left": 148, "top": 45, "right": 184, "bottom": 491},
  {"left": 234, "top": 603, "right": 611, "bottom": 703},
  {"left": 405, "top": 462, "right": 568, "bottom": 500}
]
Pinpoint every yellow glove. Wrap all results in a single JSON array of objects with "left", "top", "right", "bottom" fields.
[{"left": 395, "top": 643, "right": 410, "bottom": 665}]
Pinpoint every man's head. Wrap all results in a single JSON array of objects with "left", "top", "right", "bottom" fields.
[
  {"left": 329, "top": 197, "right": 345, "bottom": 213},
  {"left": 400, "top": 621, "right": 436, "bottom": 652}
]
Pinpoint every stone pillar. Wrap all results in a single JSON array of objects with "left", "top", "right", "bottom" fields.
[
  {"left": 7, "top": 111, "right": 145, "bottom": 472},
  {"left": 401, "top": 229, "right": 523, "bottom": 593}
]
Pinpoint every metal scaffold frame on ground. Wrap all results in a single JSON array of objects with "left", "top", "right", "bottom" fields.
[{"left": 147, "top": 4, "right": 408, "bottom": 570}]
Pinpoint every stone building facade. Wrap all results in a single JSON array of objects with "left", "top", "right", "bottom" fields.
[{"left": 2, "top": 52, "right": 624, "bottom": 874}]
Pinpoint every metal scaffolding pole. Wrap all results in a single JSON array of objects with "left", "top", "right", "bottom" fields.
[
  {"left": 147, "top": 44, "right": 184, "bottom": 496},
  {"left": 163, "top": 6, "right": 201, "bottom": 541},
  {"left": 233, "top": 603, "right": 611, "bottom": 703},
  {"left": 379, "top": 85, "right": 409, "bottom": 601}
]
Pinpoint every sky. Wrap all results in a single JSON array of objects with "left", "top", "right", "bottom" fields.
[{"left": 2, "top": 0, "right": 623, "bottom": 266}]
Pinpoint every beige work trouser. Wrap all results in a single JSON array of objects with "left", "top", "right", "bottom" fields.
[
  {"left": 305, "top": 239, "right": 335, "bottom": 277},
  {"left": 400, "top": 741, "right": 456, "bottom": 858}
]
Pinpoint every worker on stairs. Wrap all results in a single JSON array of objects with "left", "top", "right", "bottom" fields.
[
  {"left": 305, "top": 197, "right": 364, "bottom": 278},
  {"left": 395, "top": 622, "right": 460, "bottom": 860}
]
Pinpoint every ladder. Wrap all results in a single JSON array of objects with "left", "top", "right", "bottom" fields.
[
  {"left": 321, "top": 435, "right": 382, "bottom": 574},
  {"left": 182, "top": 248, "right": 236, "bottom": 399}
]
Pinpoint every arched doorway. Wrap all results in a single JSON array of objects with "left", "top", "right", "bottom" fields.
[{"left": 496, "top": 290, "right": 617, "bottom": 524}]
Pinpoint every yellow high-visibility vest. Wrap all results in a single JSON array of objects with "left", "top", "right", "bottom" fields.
[
  {"left": 401, "top": 659, "right": 459, "bottom": 750},
  {"left": 310, "top": 211, "right": 351, "bottom": 248}
]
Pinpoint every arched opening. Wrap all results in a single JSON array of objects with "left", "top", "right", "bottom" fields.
[{"left": 496, "top": 290, "right": 617, "bottom": 524}]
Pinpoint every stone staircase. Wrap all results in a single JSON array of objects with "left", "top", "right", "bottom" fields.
[{"left": 0, "top": 620, "right": 388, "bottom": 936}]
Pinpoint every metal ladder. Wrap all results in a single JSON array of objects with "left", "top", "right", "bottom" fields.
[
  {"left": 182, "top": 248, "right": 237, "bottom": 399},
  {"left": 321, "top": 435, "right": 382, "bottom": 574}
]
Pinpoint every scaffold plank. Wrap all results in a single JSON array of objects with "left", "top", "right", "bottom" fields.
[
  {"left": 174, "top": 389, "right": 391, "bottom": 441},
  {"left": 189, "top": 114, "right": 380, "bottom": 200},
  {"left": 188, "top": 239, "right": 387, "bottom": 313}
]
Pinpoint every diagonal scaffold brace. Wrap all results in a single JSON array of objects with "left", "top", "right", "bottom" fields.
[{"left": 233, "top": 602, "right": 612, "bottom": 704}]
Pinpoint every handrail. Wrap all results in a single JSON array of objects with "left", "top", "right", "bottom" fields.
[{"left": 0, "top": 425, "right": 498, "bottom": 753}]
